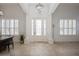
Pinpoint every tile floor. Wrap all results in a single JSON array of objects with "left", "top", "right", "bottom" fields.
[{"left": 0, "top": 42, "right": 79, "bottom": 56}]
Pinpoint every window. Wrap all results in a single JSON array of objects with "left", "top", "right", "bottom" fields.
[
  {"left": 10, "top": 20, "right": 14, "bottom": 35},
  {"left": 36, "top": 20, "right": 42, "bottom": 35},
  {"left": 32, "top": 19, "right": 46, "bottom": 36},
  {"left": 2, "top": 19, "right": 19, "bottom": 35},
  {"left": 2, "top": 20, "right": 5, "bottom": 35},
  {"left": 32, "top": 20, "right": 34, "bottom": 35},
  {"left": 43, "top": 20, "right": 46, "bottom": 35},
  {"left": 14, "top": 20, "right": 19, "bottom": 35},
  {"left": 60, "top": 19, "right": 76, "bottom": 35}
]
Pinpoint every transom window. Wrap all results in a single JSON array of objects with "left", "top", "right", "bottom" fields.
[
  {"left": 2, "top": 19, "right": 19, "bottom": 35},
  {"left": 60, "top": 19, "right": 76, "bottom": 35}
]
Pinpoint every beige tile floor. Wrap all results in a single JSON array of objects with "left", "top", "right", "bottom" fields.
[{"left": 0, "top": 42, "right": 79, "bottom": 56}]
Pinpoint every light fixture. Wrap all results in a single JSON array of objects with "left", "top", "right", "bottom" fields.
[
  {"left": 36, "top": 3, "right": 44, "bottom": 9},
  {"left": 35, "top": 3, "right": 44, "bottom": 14},
  {"left": 0, "top": 10, "right": 4, "bottom": 16}
]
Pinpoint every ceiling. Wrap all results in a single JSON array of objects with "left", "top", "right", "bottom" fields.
[
  {"left": 19, "top": 3, "right": 59, "bottom": 15},
  {"left": 0, "top": 3, "right": 60, "bottom": 18}
]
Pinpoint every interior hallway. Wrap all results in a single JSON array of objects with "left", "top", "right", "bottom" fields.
[{"left": 0, "top": 42, "right": 79, "bottom": 56}]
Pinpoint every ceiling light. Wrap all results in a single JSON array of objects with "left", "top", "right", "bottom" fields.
[
  {"left": 36, "top": 3, "right": 44, "bottom": 9},
  {"left": 0, "top": 10, "right": 4, "bottom": 16},
  {"left": 35, "top": 3, "right": 44, "bottom": 14}
]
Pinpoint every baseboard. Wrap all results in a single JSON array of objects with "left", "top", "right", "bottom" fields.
[{"left": 54, "top": 41, "right": 79, "bottom": 43}]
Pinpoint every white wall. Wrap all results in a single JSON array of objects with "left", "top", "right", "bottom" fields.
[
  {"left": 1, "top": 3, "right": 78, "bottom": 43},
  {"left": 0, "top": 3, "right": 26, "bottom": 42},
  {"left": 52, "top": 3, "right": 79, "bottom": 42},
  {"left": 25, "top": 3, "right": 53, "bottom": 43},
  {"left": 0, "top": 3, "right": 54, "bottom": 44}
]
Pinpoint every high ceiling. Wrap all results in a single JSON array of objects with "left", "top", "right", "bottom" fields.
[
  {"left": 0, "top": 3, "right": 59, "bottom": 18},
  {"left": 19, "top": 3, "right": 59, "bottom": 15}
]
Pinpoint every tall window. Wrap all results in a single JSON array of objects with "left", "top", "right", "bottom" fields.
[
  {"left": 32, "top": 19, "right": 46, "bottom": 36},
  {"left": 43, "top": 20, "right": 46, "bottom": 35},
  {"left": 36, "top": 20, "right": 42, "bottom": 35},
  {"left": 2, "top": 19, "right": 19, "bottom": 35},
  {"left": 32, "top": 20, "right": 34, "bottom": 35},
  {"left": 60, "top": 19, "right": 76, "bottom": 35}
]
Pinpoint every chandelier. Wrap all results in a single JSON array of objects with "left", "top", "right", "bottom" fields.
[{"left": 35, "top": 3, "right": 44, "bottom": 14}]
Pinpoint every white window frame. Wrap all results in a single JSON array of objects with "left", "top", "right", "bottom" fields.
[
  {"left": 60, "top": 19, "right": 76, "bottom": 35},
  {"left": 32, "top": 19, "right": 46, "bottom": 36},
  {"left": 2, "top": 19, "right": 19, "bottom": 35}
]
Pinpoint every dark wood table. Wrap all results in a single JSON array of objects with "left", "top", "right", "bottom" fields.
[{"left": 0, "top": 36, "right": 14, "bottom": 52}]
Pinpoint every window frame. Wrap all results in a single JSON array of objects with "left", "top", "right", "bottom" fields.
[
  {"left": 32, "top": 19, "right": 46, "bottom": 36},
  {"left": 60, "top": 19, "right": 76, "bottom": 35},
  {"left": 2, "top": 19, "right": 19, "bottom": 35}
]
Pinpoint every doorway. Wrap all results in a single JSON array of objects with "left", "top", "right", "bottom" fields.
[{"left": 31, "top": 19, "right": 47, "bottom": 42}]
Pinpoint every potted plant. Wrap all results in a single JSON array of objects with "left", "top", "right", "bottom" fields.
[{"left": 20, "top": 34, "right": 24, "bottom": 44}]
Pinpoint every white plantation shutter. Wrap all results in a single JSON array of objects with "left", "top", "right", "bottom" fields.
[
  {"left": 2, "top": 19, "right": 19, "bottom": 35},
  {"left": 32, "top": 19, "right": 46, "bottom": 36},
  {"left": 60, "top": 19, "right": 76, "bottom": 35}
]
